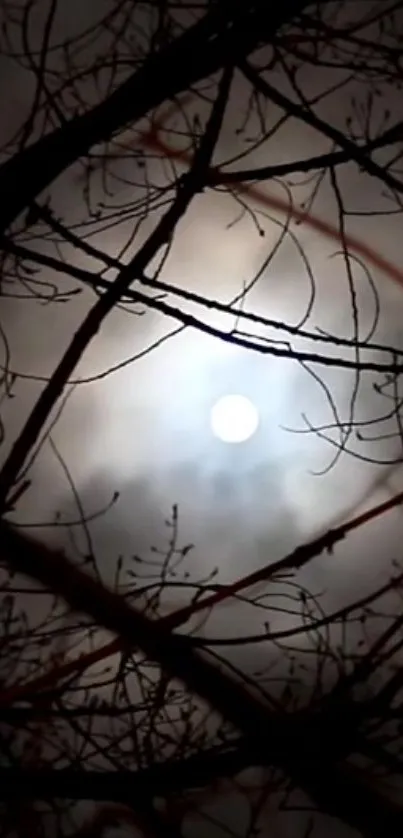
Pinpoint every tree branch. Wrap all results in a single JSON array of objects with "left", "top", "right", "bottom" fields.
[
  {"left": 0, "top": 740, "right": 252, "bottom": 802},
  {"left": 0, "top": 64, "right": 233, "bottom": 507},
  {"left": 0, "top": 0, "right": 311, "bottom": 234},
  {"left": 1, "top": 519, "right": 403, "bottom": 835},
  {"left": 210, "top": 120, "right": 403, "bottom": 185},
  {"left": 239, "top": 59, "right": 403, "bottom": 196},
  {"left": 2, "top": 235, "right": 403, "bottom": 377}
]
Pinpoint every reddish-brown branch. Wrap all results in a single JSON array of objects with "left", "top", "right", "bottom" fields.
[
  {"left": 2, "top": 521, "right": 403, "bottom": 835},
  {"left": 0, "top": 0, "right": 312, "bottom": 235},
  {"left": 0, "top": 66, "right": 232, "bottom": 509},
  {"left": 140, "top": 97, "right": 403, "bottom": 289},
  {"left": 1, "top": 482, "right": 403, "bottom": 708},
  {"left": 2, "top": 3, "right": 403, "bottom": 732}
]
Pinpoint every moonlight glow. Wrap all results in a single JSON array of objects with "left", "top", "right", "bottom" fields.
[{"left": 210, "top": 395, "right": 259, "bottom": 444}]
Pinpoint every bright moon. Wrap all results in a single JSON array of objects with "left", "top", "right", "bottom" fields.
[{"left": 210, "top": 395, "right": 259, "bottom": 444}]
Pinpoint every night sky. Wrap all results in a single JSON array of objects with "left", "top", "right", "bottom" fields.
[{"left": 1, "top": 1, "right": 403, "bottom": 834}]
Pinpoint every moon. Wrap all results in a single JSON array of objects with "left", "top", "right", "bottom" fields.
[{"left": 210, "top": 394, "right": 259, "bottom": 444}]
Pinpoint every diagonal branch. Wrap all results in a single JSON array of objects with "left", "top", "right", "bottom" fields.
[
  {"left": 0, "top": 740, "right": 252, "bottom": 802},
  {"left": 210, "top": 120, "right": 403, "bottom": 185},
  {"left": 239, "top": 59, "right": 403, "bottom": 195},
  {"left": 2, "top": 478, "right": 403, "bottom": 709},
  {"left": 1, "top": 519, "right": 403, "bottom": 835},
  {"left": 0, "top": 0, "right": 312, "bottom": 234},
  {"left": 2, "top": 235, "right": 403, "bottom": 376},
  {"left": 0, "top": 65, "right": 233, "bottom": 508},
  {"left": 4, "top": 232, "right": 402, "bottom": 359}
]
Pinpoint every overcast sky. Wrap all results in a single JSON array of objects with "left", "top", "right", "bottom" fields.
[
  {"left": 0, "top": 0, "right": 402, "bottom": 648},
  {"left": 2, "top": 2, "right": 403, "bottom": 833}
]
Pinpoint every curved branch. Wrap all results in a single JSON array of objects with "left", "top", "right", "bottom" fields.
[
  {"left": 1, "top": 519, "right": 403, "bottom": 835},
  {"left": 240, "top": 59, "right": 403, "bottom": 196},
  {"left": 0, "top": 65, "right": 233, "bottom": 507},
  {"left": 0, "top": 0, "right": 311, "bottom": 234}
]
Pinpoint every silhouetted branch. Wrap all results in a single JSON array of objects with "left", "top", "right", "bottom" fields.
[
  {"left": 0, "top": 63, "right": 233, "bottom": 508},
  {"left": 1, "top": 520, "right": 403, "bottom": 835},
  {"left": 0, "top": 0, "right": 311, "bottom": 234}
]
